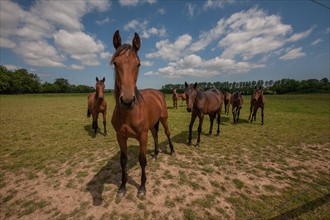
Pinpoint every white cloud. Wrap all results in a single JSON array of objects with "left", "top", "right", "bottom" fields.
[
  {"left": 287, "top": 27, "right": 314, "bottom": 42},
  {"left": 203, "top": 0, "right": 235, "bottom": 10},
  {"left": 158, "top": 8, "right": 166, "bottom": 15},
  {"left": 54, "top": 30, "right": 105, "bottom": 65},
  {"left": 146, "top": 7, "right": 313, "bottom": 79},
  {"left": 0, "top": 0, "right": 110, "bottom": 69},
  {"left": 279, "top": 47, "right": 305, "bottom": 60},
  {"left": 119, "top": 0, "right": 156, "bottom": 7},
  {"left": 186, "top": 3, "right": 197, "bottom": 18},
  {"left": 141, "top": 60, "right": 153, "bottom": 67},
  {"left": 146, "top": 34, "right": 192, "bottom": 61},
  {"left": 96, "top": 17, "right": 110, "bottom": 26},
  {"left": 4, "top": 64, "right": 20, "bottom": 70},
  {"left": 15, "top": 41, "right": 65, "bottom": 67},
  {"left": 70, "top": 64, "right": 85, "bottom": 70},
  {"left": 311, "top": 38, "right": 323, "bottom": 46}
]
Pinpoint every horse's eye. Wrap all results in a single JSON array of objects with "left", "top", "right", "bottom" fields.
[{"left": 138, "top": 63, "right": 141, "bottom": 67}]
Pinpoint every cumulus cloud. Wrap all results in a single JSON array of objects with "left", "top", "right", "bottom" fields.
[
  {"left": 146, "top": 34, "right": 192, "bottom": 61},
  {"left": 146, "top": 7, "right": 312, "bottom": 78},
  {"left": 279, "top": 47, "right": 305, "bottom": 60},
  {"left": 203, "top": 0, "right": 235, "bottom": 10},
  {"left": 0, "top": 0, "right": 110, "bottom": 69},
  {"left": 124, "top": 19, "right": 166, "bottom": 39}
]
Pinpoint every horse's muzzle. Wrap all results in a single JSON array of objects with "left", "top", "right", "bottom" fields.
[
  {"left": 120, "top": 95, "right": 136, "bottom": 109},
  {"left": 186, "top": 107, "right": 192, "bottom": 112}
]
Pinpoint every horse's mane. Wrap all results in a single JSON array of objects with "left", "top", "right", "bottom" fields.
[{"left": 111, "top": 44, "right": 143, "bottom": 103}]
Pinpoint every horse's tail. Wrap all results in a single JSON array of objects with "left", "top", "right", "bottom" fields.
[{"left": 87, "top": 108, "right": 91, "bottom": 118}]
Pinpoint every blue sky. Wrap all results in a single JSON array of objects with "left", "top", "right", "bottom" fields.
[{"left": 0, "top": 0, "right": 329, "bottom": 89}]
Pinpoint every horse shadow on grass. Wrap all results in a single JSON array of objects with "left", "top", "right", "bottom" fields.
[
  {"left": 86, "top": 144, "right": 169, "bottom": 206},
  {"left": 84, "top": 124, "right": 105, "bottom": 138}
]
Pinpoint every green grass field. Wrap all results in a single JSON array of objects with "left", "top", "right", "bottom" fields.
[{"left": 0, "top": 93, "right": 329, "bottom": 219}]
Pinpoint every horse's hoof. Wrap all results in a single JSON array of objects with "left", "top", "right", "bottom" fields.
[
  {"left": 187, "top": 142, "right": 192, "bottom": 146},
  {"left": 195, "top": 143, "right": 200, "bottom": 147},
  {"left": 117, "top": 188, "right": 126, "bottom": 197},
  {"left": 137, "top": 188, "right": 146, "bottom": 197},
  {"left": 152, "top": 155, "right": 158, "bottom": 161}
]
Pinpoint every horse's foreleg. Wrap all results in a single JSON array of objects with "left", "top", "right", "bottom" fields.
[
  {"left": 232, "top": 107, "right": 237, "bottom": 124},
  {"left": 237, "top": 107, "right": 241, "bottom": 123},
  {"left": 248, "top": 104, "right": 253, "bottom": 120},
  {"left": 138, "top": 133, "right": 148, "bottom": 197},
  {"left": 151, "top": 121, "right": 159, "bottom": 160},
  {"left": 117, "top": 134, "right": 128, "bottom": 197},
  {"left": 188, "top": 114, "right": 197, "bottom": 146},
  {"left": 196, "top": 114, "right": 204, "bottom": 147},
  {"left": 102, "top": 111, "right": 107, "bottom": 136},
  {"left": 160, "top": 118, "right": 175, "bottom": 156}
]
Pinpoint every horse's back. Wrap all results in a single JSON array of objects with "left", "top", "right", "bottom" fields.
[
  {"left": 140, "top": 89, "right": 168, "bottom": 118},
  {"left": 204, "top": 88, "right": 222, "bottom": 112}
]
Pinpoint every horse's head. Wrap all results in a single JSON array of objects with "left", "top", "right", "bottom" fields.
[
  {"left": 251, "top": 87, "right": 263, "bottom": 102},
  {"left": 95, "top": 77, "right": 105, "bottom": 100},
  {"left": 184, "top": 82, "right": 198, "bottom": 112},
  {"left": 111, "top": 30, "right": 141, "bottom": 109},
  {"left": 233, "top": 91, "right": 243, "bottom": 108}
]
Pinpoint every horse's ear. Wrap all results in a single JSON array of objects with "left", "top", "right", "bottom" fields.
[
  {"left": 102, "top": 77, "right": 105, "bottom": 82},
  {"left": 194, "top": 82, "right": 198, "bottom": 89},
  {"left": 185, "top": 81, "right": 188, "bottom": 89},
  {"left": 113, "top": 30, "right": 121, "bottom": 49},
  {"left": 132, "top": 32, "right": 141, "bottom": 52},
  {"left": 96, "top": 77, "right": 99, "bottom": 82}
]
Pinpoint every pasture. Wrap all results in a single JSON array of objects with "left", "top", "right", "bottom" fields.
[{"left": 0, "top": 93, "right": 329, "bottom": 219}]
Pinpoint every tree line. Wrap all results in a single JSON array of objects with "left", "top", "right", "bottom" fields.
[
  {"left": 0, "top": 65, "right": 95, "bottom": 94},
  {"left": 160, "top": 78, "right": 329, "bottom": 95},
  {"left": 1, "top": 65, "right": 329, "bottom": 94}
]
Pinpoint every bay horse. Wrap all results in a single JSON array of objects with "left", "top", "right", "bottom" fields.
[
  {"left": 178, "top": 92, "right": 186, "bottom": 104},
  {"left": 248, "top": 87, "right": 265, "bottom": 125},
  {"left": 184, "top": 82, "right": 223, "bottom": 146},
  {"left": 230, "top": 92, "right": 244, "bottom": 124},
  {"left": 172, "top": 88, "right": 179, "bottom": 109},
  {"left": 224, "top": 92, "right": 231, "bottom": 115},
  {"left": 110, "top": 30, "right": 175, "bottom": 197},
  {"left": 87, "top": 77, "right": 107, "bottom": 137}
]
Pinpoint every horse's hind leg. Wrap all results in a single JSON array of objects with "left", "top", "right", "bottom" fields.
[
  {"left": 151, "top": 121, "right": 160, "bottom": 160},
  {"left": 102, "top": 111, "right": 107, "bottom": 136},
  {"left": 160, "top": 118, "right": 175, "bottom": 156},
  {"left": 208, "top": 114, "right": 215, "bottom": 136},
  {"left": 216, "top": 111, "right": 221, "bottom": 136},
  {"left": 196, "top": 114, "right": 204, "bottom": 147}
]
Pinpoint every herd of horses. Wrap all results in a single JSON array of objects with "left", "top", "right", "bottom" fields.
[{"left": 87, "top": 30, "right": 266, "bottom": 197}]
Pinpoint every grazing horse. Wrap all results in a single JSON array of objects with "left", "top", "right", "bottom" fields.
[
  {"left": 248, "top": 87, "right": 265, "bottom": 125},
  {"left": 87, "top": 77, "right": 107, "bottom": 137},
  {"left": 184, "top": 82, "right": 223, "bottom": 146},
  {"left": 110, "top": 30, "right": 175, "bottom": 197},
  {"left": 224, "top": 92, "right": 231, "bottom": 115},
  {"left": 230, "top": 92, "right": 244, "bottom": 124},
  {"left": 172, "top": 88, "right": 179, "bottom": 109}
]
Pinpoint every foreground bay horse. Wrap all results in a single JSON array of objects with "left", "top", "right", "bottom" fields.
[
  {"left": 185, "top": 82, "right": 223, "bottom": 146},
  {"left": 230, "top": 92, "right": 244, "bottom": 124},
  {"left": 224, "top": 92, "right": 231, "bottom": 115},
  {"left": 87, "top": 77, "right": 107, "bottom": 137},
  {"left": 111, "top": 30, "right": 175, "bottom": 197},
  {"left": 248, "top": 87, "right": 265, "bottom": 125}
]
